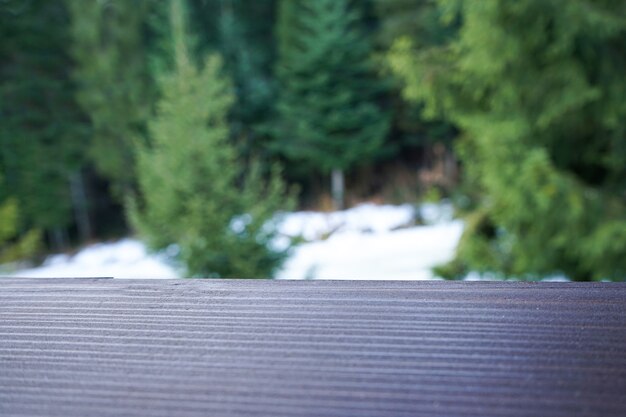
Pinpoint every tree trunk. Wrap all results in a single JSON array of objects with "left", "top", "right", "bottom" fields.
[
  {"left": 49, "top": 228, "right": 67, "bottom": 252},
  {"left": 70, "top": 171, "right": 92, "bottom": 243},
  {"left": 331, "top": 168, "right": 345, "bottom": 211}
]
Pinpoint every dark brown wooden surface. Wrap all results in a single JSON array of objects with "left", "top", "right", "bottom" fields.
[{"left": 1, "top": 278, "right": 625, "bottom": 417}]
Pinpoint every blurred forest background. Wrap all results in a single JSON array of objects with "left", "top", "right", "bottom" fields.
[{"left": 1, "top": 0, "right": 625, "bottom": 280}]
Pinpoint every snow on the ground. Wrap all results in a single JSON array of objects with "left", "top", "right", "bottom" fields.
[
  {"left": 4, "top": 202, "right": 463, "bottom": 280},
  {"left": 279, "top": 203, "right": 414, "bottom": 241},
  {"left": 276, "top": 221, "right": 463, "bottom": 280},
  {"left": 276, "top": 202, "right": 462, "bottom": 280},
  {"left": 10, "top": 239, "right": 179, "bottom": 279}
]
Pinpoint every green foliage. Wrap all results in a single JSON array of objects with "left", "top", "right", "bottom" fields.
[
  {"left": 129, "top": 0, "right": 295, "bottom": 278},
  {"left": 0, "top": 173, "right": 41, "bottom": 263},
  {"left": 0, "top": 198, "right": 41, "bottom": 264},
  {"left": 373, "top": 0, "right": 456, "bottom": 50},
  {"left": 274, "top": 0, "right": 390, "bottom": 174},
  {"left": 391, "top": 0, "right": 626, "bottom": 281},
  {"left": 373, "top": 0, "right": 458, "bottom": 153},
  {"left": 188, "top": 0, "right": 277, "bottom": 155},
  {"left": 66, "top": 0, "right": 155, "bottom": 197},
  {"left": 0, "top": 0, "right": 86, "bottom": 233}
]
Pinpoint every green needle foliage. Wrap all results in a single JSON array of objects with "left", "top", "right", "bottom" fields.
[
  {"left": 67, "top": 0, "right": 155, "bottom": 198},
  {"left": 129, "top": 0, "right": 294, "bottom": 278},
  {"left": 189, "top": 0, "right": 277, "bottom": 154},
  {"left": 275, "top": 0, "right": 390, "bottom": 207},
  {"left": 0, "top": 175, "right": 41, "bottom": 264},
  {"left": 0, "top": 201, "right": 41, "bottom": 264},
  {"left": 0, "top": 0, "right": 85, "bottom": 237},
  {"left": 390, "top": 0, "right": 626, "bottom": 281}
]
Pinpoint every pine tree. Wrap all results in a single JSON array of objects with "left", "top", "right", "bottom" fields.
[
  {"left": 374, "top": 0, "right": 459, "bottom": 193},
  {"left": 66, "top": 0, "right": 155, "bottom": 198},
  {"left": 216, "top": 0, "right": 276, "bottom": 150},
  {"left": 0, "top": 0, "right": 87, "bottom": 247},
  {"left": 188, "top": 0, "right": 277, "bottom": 157},
  {"left": 390, "top": 0, "right": 626, "bottom": 281},
  {"left": 275, "top": 0, "right": 390, "bottom": 209},
  {"left": 129, "top": 0, "right": 294, "bottom": 278}
]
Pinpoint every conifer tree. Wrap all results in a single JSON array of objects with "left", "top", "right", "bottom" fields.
[
  {"left": 0, "top": 0, "right": 86, "bottom": 247},
  {"left": 187, "top": 0, "right": 277, "bottom": 156},
  {"left": 390, "top": 0, "right": 626, "bottom": 281},
  {"left": 66, "top": 0, "right": 155, "bottom": 198},
  {"left": 129, "top": 0, "right": 294, "bottom": 278},
  {"left": 275, "top": 0, "right": 389, "bottom": 209},
  {"left": 374, "top": 0, "right": 459, "bottom": 192}
]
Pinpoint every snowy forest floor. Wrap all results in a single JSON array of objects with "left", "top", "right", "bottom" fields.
[{"left": 6, "top": 202, "right": 463, "bottom": 280}]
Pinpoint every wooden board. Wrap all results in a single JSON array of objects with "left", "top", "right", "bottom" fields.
[{"left": 1, "top": 278, "right": 625, "bottom": 417}]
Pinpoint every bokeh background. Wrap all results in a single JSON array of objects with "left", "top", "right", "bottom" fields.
[{"left": 1, "top": 0, "right": 625, "bottom": 281}]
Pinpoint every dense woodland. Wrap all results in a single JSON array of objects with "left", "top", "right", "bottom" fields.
[{"left": 1, "top": 0, "right": 625, "bottom": 280}]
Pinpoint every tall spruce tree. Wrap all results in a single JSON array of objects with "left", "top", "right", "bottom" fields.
[
  {"left": 188, "top": 0, "right": 277, "bottom": 157},
  {"left": 390, "top": 0, "right": 626, "bottom": 281},
  {"left": 66, "top": 0, "right": 155, "bottom": 198},
  {"left": 129, "top": 0, "right": 294, "bottom": 278},
  {"left": 275, "top": 0, "right": 389, "bottom": 209},
  {"left": 0, "top": 0, "right": 87, "bottom": 248},
  {"left": 374, "top": 0, "right": 459, "bottom": 193}
]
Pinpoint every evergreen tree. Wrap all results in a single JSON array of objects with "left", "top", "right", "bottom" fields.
[
  {"left": 374, "top": 0, "right": 459, "bottom": 194},
  {"left": 66, "top": 0, "right": 155, "bottom": 198},
  {"left": 275, "top": 0, "right": 390, "bottom": 209},
  {"left": 390, "top": 0, "right": 626, "bottom": 281},
  {"left": 129, "top": 0, "right": 295, "bottom": 278},
  {"left": 0, "top": 0, "right": 87, "bottom": 247},
  {"left": 188, "top": 0, "right": 277, "bottom": 156}
]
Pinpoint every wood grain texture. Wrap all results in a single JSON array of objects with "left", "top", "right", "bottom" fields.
[{"left": 0, "top": 278, "right": 625, "bottom": 417}]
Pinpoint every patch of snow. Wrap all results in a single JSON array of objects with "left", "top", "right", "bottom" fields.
[
  {"left": 278, "top": 203, "right": 419, "bottom": 241},
  {"left": 10, "top": 238, "right": 179, "bottom": 279},
  {"left": 276, "top": 220, "right": 464, "bottom": 280},
  {"left": 540, "top": 275, "right": 570, "bottom": 282},
  {"left": 5, "top": 202, "right": 464, "bottom": 280},
  {"left": 42, "top": 254, "right": 71, "bottom": 267}
]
